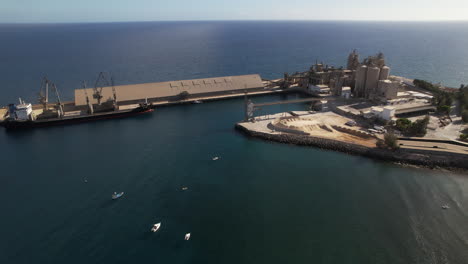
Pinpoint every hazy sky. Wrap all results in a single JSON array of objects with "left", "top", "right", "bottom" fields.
[{"left": 1, "top": 0, "right": 467, "bottom": 23}]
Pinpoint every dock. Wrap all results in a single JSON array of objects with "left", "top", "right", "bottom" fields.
[
  {"left": 74, "top": 74, "right": 274, "bottom": 106},
  {"left": 0, "top": 74, "right": 291, "bottom": 122}
]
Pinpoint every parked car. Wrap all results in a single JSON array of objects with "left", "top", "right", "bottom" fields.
[{"left": 345, "top": 120, "right": 357, "bottom": 127}]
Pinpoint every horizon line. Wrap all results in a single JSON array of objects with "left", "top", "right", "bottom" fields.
[{"left": 1, "top": 19, "right": 468, "bottom": 25}]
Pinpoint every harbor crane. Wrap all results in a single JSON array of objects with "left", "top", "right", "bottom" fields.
[
  {"left": 93, "top": 72, "right": 117, "bottom": 106},
  {"left": 38, "top": 77, "right": 64, "bottom": 118},
  {"left": 82, "top": 81, "right": 94, "bottom": 114},
  {"left": 38, "top": 77, "right": 51, "bottom": 110},
  {"left": 51, "top": 82, "right": 64, "bottom": 117}
]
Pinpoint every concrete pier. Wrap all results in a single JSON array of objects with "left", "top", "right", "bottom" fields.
[{"left": 236, "top": 112, "right": 468, "bottom": 170}]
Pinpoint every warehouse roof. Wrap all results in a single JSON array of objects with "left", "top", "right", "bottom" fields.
[{"left": 75, "top": 74, "right": 263, "bottom": 106}]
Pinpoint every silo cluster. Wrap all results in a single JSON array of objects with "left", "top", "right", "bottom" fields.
[
  {"left": 379, "top": 66, "right": 390, "bottom": 80},
  {"left": 354, "top": 63, "right": 392, "bottom": 99},
  {"left": 354, "top": 65, "right": 367, "bottom": 97},
  {"left": 365, "top": 66, "right": 381, "bottom": 97}
]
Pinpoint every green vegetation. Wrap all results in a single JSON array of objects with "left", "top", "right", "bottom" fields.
[
  {"left": 413, "top": 79, "right": 453, "bottom": 114},
  {"left": 395, "top": 116, "right": 430, "bottom": 137},
  {"left": 177, "top": 91, "right": 190, "bottom": 100},
  {"left": 437, "top": 105, "right": 451, "bottom": 115},
  {"left": 384, "top": 133, "right": 400, "bottom": 150},
  {"left": 395, "top": 118, "right": 411, "bottom": 131},
  {"left": 377, "top": 132, "right": 399, "bottom": 150},
  {"left": 413, "top": 79, "right": 441, "bottom": 94},
  {"left": 459, "top": 84, "right": 468, "bottom": 123},
  {"left": 459, "top": 134, "right": 468, "bottom": 142}
]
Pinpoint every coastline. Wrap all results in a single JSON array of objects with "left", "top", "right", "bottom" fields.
[{"left": 235, "top": 123, "right": 468, "bottom": 171}]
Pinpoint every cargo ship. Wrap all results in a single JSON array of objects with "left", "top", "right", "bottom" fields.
[{"left": 0, "top": 74, "right": 154, "bottom": 129}]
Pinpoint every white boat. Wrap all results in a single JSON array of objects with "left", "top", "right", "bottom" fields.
[
  {"left": 112, "top": 192, "right": 124, "bottom": 200},
  {"left": 184, "top": 233, "right": 191, "bottom": 240},
  {"left": 442, "top": 204, "right": 450, "bottom": 209},
  {"left": 182, "top": 186, "right": 188, "bottom": 191},
  {"left": 151, "top": 223, "right": 161, "bottom": 232},
  {"left": 192, "top": 100, "right": 203, "bottom": 104},
  {"left": 212, "top": 156, "right": 219, "bottom": 161}
]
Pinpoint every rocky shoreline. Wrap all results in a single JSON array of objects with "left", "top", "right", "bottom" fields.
[{"left": 235, "top": 124, "right": 468, "bottom": 171}]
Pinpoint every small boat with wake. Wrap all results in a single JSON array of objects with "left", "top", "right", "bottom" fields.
[
  {"left": 112, "top": 192, "right": 124, "bottom": 200},
  {"left": 151, "top": 223, "right": 161, "bottom": 232},
  {"left": 441, "top": 204, "right": 450, "bottom": 210}
]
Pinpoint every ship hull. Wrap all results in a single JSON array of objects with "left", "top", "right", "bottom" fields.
[{"left": 1, "top": 106, "right": 154, "bottom": 129}]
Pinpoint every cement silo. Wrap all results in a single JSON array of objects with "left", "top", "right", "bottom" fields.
[
  {"left": 336, "top": 76, "right": 345, "bottom": 95},
  {"left": 379, "top": 66, "right": 390, "bottom": 80},
  {"left": 365, "top": 66, "right": 380, "bottom": 97},
  {"left": 355, "top": 65, "right": 367, "bottom": 97}
]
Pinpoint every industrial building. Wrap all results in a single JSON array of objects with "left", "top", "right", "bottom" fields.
[
  {"left": 75, "top": 74, "right": 264, "bottom": 106},
  {"left": 353, "top": 54, "right": 399, "bottom": 101},
  {"left": 286, "top": 51, "right": 401, "bottom": 102}
]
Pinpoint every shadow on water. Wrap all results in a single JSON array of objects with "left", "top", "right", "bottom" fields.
[
  {"left": 2, "top": 110, "right": 155, "bottom": 135},
  {"left": 2, "top": 128, "right": 37, "bottom": 137}
]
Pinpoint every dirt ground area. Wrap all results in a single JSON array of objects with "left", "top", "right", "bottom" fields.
[
  {"left": 279, "top": 112, "right": 378, "bottom": 147},
  {"left": 406, "top": 114, "right": 466, "bottom": 141},
  {"left": 425, "top": 116, "right": 466, "bottom": 140}
]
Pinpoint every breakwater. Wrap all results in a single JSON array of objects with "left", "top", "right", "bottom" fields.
[{"left": 235, "top": 123, "right": 468, "bottom": 170}]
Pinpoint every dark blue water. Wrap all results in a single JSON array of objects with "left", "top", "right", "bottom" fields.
[{"left": 0, "top": 21, "right": 467, "bottom": 264}]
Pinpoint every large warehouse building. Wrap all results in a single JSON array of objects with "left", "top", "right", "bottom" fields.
[{"left": 74, "top": 74, "right": 264, "bottom": 106}]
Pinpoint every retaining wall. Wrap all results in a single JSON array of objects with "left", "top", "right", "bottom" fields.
[
  {"left": 236, "top": 123, "right": 468, "bottom": 170},
  {"left": 332, "top": 125, "right": 375, "bottom": 139}
]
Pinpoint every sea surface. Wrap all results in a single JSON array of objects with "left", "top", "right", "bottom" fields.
[{"left": 0, "top": 21, "right": 467, "bottom": 264}]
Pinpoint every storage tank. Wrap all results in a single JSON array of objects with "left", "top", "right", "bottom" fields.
[
  {"left": 365, "top": 66, "right": 380, "bottom": 97},
  {"left": 382, "top": 106, "right": 395, "bottom": 120},
  {"left": 355, "top": 65, "right": 367, "bottom": 97},
  {"left": 379, "top": 66, "right": 390, "bottom": 80},
  {"left": 335, "top": 76, "right": 345, "bottom": 95},
  {"left": 378, "top": 80, "right": 398, "bottom": 99}
]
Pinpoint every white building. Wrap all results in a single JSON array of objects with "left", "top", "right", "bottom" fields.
[
  {"left": 370, "top": 106, "right": 395, "bottom": 121},
  {"left": 341, "top": 87, "right": 351, "bottom": 99}
]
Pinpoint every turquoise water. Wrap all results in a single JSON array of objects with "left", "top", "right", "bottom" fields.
[{"left": 0, "top": 21, "right": 468, "bottom": 264}]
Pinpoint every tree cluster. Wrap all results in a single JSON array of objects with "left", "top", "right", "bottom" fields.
[
  {"left": 395, "top": 116, "right": 430, "bottom": 137},
  {"left": 177, "top": 91, "right": 190, "bottom": 100},
  {"left": 459, "top": 84, "right": 468, "bottom": 123},
  {"left": 413, "top": 79, "right": 453, "bottom": 114},
  {"left": 376, "top": 132, "right": 399, "bottom": 150},
  {"left": 460, "top": 133, "right": 468, "bottom": 142}
]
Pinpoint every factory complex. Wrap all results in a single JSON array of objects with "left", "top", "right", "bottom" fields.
[
  {"left": 283, "top": 51, "right": 435, "bottom": 121},
  {"left": 237, "top": 50, "right": 467, "bottom": 168}
]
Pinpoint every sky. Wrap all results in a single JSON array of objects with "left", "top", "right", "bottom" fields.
[{"left": 1, "top": 0, "right": 468, "bottom": 23}]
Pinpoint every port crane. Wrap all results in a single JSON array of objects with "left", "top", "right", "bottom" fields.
[
  {"left": 38, "top": 77, "right": 64, "bottom": 118},
  {"left": 51, "top": 82, "right": 64, "bottom": 117},
  {"left": 93, "top": 72, "right": 117, "bottom": 107},
  {"left": 82, "top": 81, "right": 94, "bottom": 114},
  {"left": 38, "top": 77, "right": 51, "bottom": 110}
]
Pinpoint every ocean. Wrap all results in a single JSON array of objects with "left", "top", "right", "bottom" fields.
[{"left": 0, "top": 21, "right": 467, "bottom": 264}]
